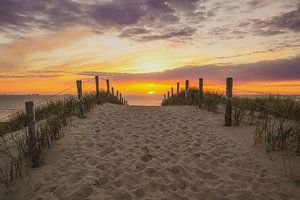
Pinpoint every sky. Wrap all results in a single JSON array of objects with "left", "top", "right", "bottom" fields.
[{"left": 0, "top": 0, "right": 299, "bottom": 104}]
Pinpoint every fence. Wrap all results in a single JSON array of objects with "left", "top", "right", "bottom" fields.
[
  {"left": 162, "top": 77, "right": 235, "bottom": 125},
  {"left": 161, "top": 77, "right": 300, "bottom": 125},
  {"left": 0, "top": 76, "right": 128, "bottom": 189},
  {"left": 161, "top": 78, "right": 300, "bottom": 154}
]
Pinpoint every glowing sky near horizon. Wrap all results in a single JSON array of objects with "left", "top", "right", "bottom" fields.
[{"left": 0, "top": 0, "right": 300, "bottom": 100}]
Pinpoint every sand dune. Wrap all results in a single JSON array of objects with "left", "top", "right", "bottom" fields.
[{"left": 6, "top": 104, "right": 300, "bottom": 200}]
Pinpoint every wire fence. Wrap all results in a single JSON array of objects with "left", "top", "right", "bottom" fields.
[
  {"left": 166, "top": 81, "right": 298, "bottom": 97},
  {"left": 163, "top": 79, "right": 300, "bottom": 122},
  {"left": 0, "top": 77, "right": 98, "bottom": 122},
  {"left": 0, "top": 76, "right": 129, "bottom": 123}
]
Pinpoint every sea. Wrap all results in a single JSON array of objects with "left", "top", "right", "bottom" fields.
[{"left": 0, "top": 94, "right": 299, "bottom": 121}]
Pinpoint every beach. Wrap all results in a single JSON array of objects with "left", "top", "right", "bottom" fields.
[{"left": 4, "top": 104, "right": 300, "bottom": 200}]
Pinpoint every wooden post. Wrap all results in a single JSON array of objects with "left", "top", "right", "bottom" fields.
[
  {"left": 164, "top": 94, "right": 166, "bottom": 101},
  {"left": 116, "top": 90, "right": 119, "bottom": 98},
  {"left": 25, "top": 101, "right": 40, "bottom": 167},
  {"left": 199, "top": 78, "right": 203, "bottom": 107},
  {"left": 95, "top": 76, "right": 100, "bottom": 102},
  {"left": 106, "top": 79, "right": 110, "bottom": 97},
  {"left": 171, "top": 87, "right": 174, "bottom": 97},
  {"left": 76, "top": 80, "right": 82, "bottom": 99},
  {"left": 225, "top": 77, "right": 233, "bottom": 126},
  {"left": 120, "top": 93, "right": 122, "bottom": 101},
  {"left": 167, "top": 91, "right": 170, "bottom": 99},
  {"left": 76, "top": 80, "right": 84, "bottom": 117},
  {"left": 112, "top": 87, "right": 115, "bottom": 97},
  {"left": 185, "top": 80, "right": 189, "bottom": 99},
  {"left": 176, "top": 82, "right": 180, "bottom": 96}
]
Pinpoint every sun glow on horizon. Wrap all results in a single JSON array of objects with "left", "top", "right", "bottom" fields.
[{"left": 147, "top": 91, "right": 155, "bottom": 95}]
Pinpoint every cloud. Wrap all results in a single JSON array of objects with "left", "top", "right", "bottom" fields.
[
  {"left": 250, "top": 3, "right": 300, "bottom": 36},
  {"left": 0, "top": 74, "right": 61, "bottom": 78},
  {"left": 0, "top": 0, "right": 299, "bottom": 46},
  {"left": 247, "top": 0, "right": 276, "bottom": 8},
  {"left": 0, "top": 0, "right": 83, "bottom": 31},
  {"left": 88, "top": 0, "right": 146, "bottom": 27},
  {"left": 78, "top": 56, "right": 300, "bottom": 83},
  {"left": 27, "top": 70, "right": 66, "bottom": 74},
  {"left": 0, "top": 0, "right": 203, "bottom": 41},
  {"left": 0, "top": 27, "right": 91, "bottom": 71},
  {"left": 120, "top": 27, "right": 197, "bottom": 41},
  {"left": 0, "top": 69, "right": 67, "bottom": 79}
]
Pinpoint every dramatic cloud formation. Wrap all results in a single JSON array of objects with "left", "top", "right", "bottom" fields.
[
  {"left": 1, "top": 0, "right": 298, "bottom": 41},
  {"left": 0, "top": 0, "right": 201, "bottom": 41}
]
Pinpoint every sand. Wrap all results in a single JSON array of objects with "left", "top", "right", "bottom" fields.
[{"left": 3, "top": 104, "right": 300, "bottom": 200}]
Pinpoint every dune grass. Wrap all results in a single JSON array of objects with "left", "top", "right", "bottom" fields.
[
  {"left": 0, "top": 91, "right": 123, "bottom": 137},
  {"left": 0, "top": 91, "right": 124, "bottom": 190},
  {"left": 162, "top": 89, "right": 300, "bottom": 154},
  {"left": 161, "top": 88, "right": 225, "bottom": 110}
]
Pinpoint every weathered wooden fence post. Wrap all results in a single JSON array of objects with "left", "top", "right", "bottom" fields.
[
  {"left": 95, "top": 76, "right": 100, "bottom": 102},
  {"left": 225, "top": 77, "right": 233, "bottom": 126},
  {"left": 167, "top": 91, "right": 170, "bottom": 99},
  {"left": 120, "top": 93, "right": 122, "bottom": 101},
  {"left": 106, "top": 79, "right": 110, "bottom": 97},
  {"left": 176, "top": 82, "right": 180, "bottom": 96},
  {"left": 199, "top": 78, "right": 203, "bottom": 107},
  {"left": 76, "top": 80, "right": 84, "bottom": 117},
  {"left": 76, "top": 80, "right": 82, "bottom": 99},
  {"left": 171, "top": 87, "right": 174, "bottom": 97},
  {"left": 116, "top": 90, "right": 119, "bottom": 99},
  {"left": 25, "top": 101, "right": 40, "bottom": 167},
  {"left": 185, "top": 80, "right": 189, "bottom": 99},
  {"left": 112, "top": 87, "right": 115, "bottom": 97}
]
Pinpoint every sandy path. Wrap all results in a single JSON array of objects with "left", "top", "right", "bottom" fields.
[{"left": 7, "top": 104, "right": 300, "bottom": 200}]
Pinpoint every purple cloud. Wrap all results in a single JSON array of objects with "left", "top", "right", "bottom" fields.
[
  {"left": 0, "top": 0, "right": 200, "bottom": 41},
  {"left": 0, "top": 0, "right": 299, "bottom": 43},
  {"left": 250, "top": 3, "right": 300, "bottom": 36},
  {"left": 89, "top": 0, "right": 145, "bottom": 26}
]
